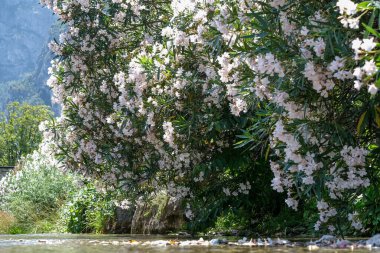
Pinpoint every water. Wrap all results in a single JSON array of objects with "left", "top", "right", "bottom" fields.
[{"left": 0, "top": 234, "right": 374, "bottom": 253}]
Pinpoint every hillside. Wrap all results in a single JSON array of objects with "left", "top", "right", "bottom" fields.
[{"left": 0, "top": 0, "right": 56, "bottom": 111}]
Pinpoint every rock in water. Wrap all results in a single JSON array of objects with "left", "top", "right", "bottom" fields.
[
  {"left": 334, "top": 239, "right": 352, "bottom": 248},
  {"left": 272, "top": 238, "right": 290, "bottom": 245},
  {"left": 366, "top": 234, "right": 380, "bottom": 247},
  {"left": 238, "top": 237, "right": 248, "bottom": 244},
  {"left": 315, "top": 235, "right": 336, "bottom": 245},
  {"left": 210, "top": 239, "right": 228, "bottom": 245}
]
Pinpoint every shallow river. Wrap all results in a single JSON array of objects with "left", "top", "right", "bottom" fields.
[{"left": 0, "top": 234, "right": 374, "bottom": 253}]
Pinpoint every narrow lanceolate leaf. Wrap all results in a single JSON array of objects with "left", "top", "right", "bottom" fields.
[
  {"left": 363, "top": 23, "right": 380, "bottom": 38},
  {"left": 357, "top": 111, "right": 367, "bottom": 134},
  {"left": 264, "top": 144, "right": 270, "bottom": 161},
  {"left": 375, "top": 107, "right": 380, "bottom": 128}
]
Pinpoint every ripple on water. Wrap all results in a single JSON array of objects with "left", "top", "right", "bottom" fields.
[{"left": 0, "top": 235, "right": 376, "bottom": 253}]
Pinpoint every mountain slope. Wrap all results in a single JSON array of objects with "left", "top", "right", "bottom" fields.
[{"left": 0, "top": 0, "right": 57, "bottom": 112}]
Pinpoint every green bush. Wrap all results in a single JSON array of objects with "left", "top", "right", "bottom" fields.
[
  {"left": 213, "top": 210, "right": 250, "bottom": 233},
  {"left": 61, "top": 183, "right": 117, "bottom": 234},
  {"left": 0, "top": 150, "right": 76, "bottom": 233}
]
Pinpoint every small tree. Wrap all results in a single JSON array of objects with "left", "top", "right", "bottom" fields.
[{"left": 0, "top": 102, "right": 52, "bottom": 166}]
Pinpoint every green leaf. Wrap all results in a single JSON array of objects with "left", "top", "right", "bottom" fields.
[
  {"left": 357, "top": 111, "right": 367, "bottom": 135},
  {"left": 363, "top": 23, "right": 380, "bottom": 38},
  {"left": 264, "top": 144, "right": 271, "bottom": 161},
  {"left": 357, "top": 1, "right": 372, "bottom": 10},
  {"left": 375, "top": 107, "right": 380, "bottom": 128}
]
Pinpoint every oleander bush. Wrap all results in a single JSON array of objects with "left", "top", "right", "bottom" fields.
[{"left": 39, "top": 0, "right": 380, "bottom": 235}]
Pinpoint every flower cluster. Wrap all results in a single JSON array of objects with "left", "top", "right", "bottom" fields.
[{"left": 41, "top": 0, "right": 379, "bottom": 232}]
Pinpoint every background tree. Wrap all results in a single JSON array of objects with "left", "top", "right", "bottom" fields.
[{"left": 0, "top": 102, "right": 52, "bottom": 166}]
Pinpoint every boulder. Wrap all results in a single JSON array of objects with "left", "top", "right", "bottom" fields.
[
  {"left": 315, "top": 235, "right": 336, "bottom": 245},
  {"left": 111, "top": 206, "right": 136, "bottom": 233},
  {"left": 366, "top": 234, "right": 380, "bottom": 247},
  {"left": 130, "top": 192, "right": 185, "bottom": 234}
]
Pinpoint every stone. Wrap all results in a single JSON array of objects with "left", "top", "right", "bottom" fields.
[
  {"left": 271, "top": 238, "right": 290, "bottom": 245},
  {"left": 366, "top": 234, "right": 380, "bottom": 247},
  {"left": 209, "top": 238, "right": 228, "bottom": 245},
  {"left": 238, "top": 237, "right": 248, "bottom": 244},
  {"left": 130, "top": 191, "right": 185, "bottom": 234},
  {"left": 315, "top": 235, "right": 336, "bottom": 245},
  {"left": 334, "top": 239, "right": 352, "bottom": 248},
  {"left": 111, "top": 206, "right": 136, "bottom": 233}
]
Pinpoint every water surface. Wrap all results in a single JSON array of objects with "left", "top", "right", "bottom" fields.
[{"left": 0, "top": 234, "right": 374, "bottom": 253}]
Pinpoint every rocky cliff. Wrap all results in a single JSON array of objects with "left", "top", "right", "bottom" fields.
[{"left": 0, "top": 0, "right": 55, "bottom": 82}]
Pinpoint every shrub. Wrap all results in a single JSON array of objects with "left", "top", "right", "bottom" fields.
[
  {"left": 41, "top": 0, "right": 380, "bottom": 236},
  {"left": 0, "top": 150, "right": 76, "bottom": 233},
  {"left": 61, "top": 183, "right": 117, "bottom": 234}
]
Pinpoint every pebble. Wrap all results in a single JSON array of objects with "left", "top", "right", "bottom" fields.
[
  {"left": 79, "top": 235, "right": 375, "bottom": 250},
  {"left": 307, "top": 244, "right": 319, "bottom": 251}
]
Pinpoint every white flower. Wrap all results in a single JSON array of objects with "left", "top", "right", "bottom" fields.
[
  {"left": 270, "top": 0, "right": 286, "bottom": 9},
  {"left": 300, "top": 26, "right": 309, "bottom": 36},
  {"left": 313, "top": 38, "right": 326, "bottom": 57},
  {"left": 285, "top": 197, "right": 298, "bottom": 210},
  {"left": 351, "top": 38, "right": 362, "bottom": 52},
  {"left": 341, "top": 17, "right": 359, "bottom": 29},
  {"left": 347, "top": 18, "right": 359, "bottom": 29},
  {"left": 230, "top": 97, "right": 247, "bottom": 116},
  {"left": 361, "top": 38, "right": 377, "bottom": 52},
  {"left": 161, "top": 26, "right": 174, "bottom": 37},
  {"left": 336, "top": 0, "right": 357, "bottom": 15},
  {"left": 314, "top": 221, "right": 321, "bottom": 231},
  {"left": 368, "top": 84, "right": 378, "bottom": 95},
  {"left": 354, "top": 80, "right": 363, "bottom": 90},
  {"left": 353, "top": 67, "right": 363, "bottom": 80},
  {"left": 328, "top": 56, "right": 344, "bottom": 72},
  {"left": 362, "top": 60, "right": 377, "bottom": 75}
]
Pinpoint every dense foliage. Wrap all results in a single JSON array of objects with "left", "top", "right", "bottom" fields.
[
  {"left": 0, "top": 149, "right": 120, "bottom": 234},
  {"left": 61, "top": 183, "right": 119, "bottom": 233},
  {"left": 0, "top": 150, "right": 76, "bottom": 233},
  {"left": 0, "top": 102, "right": 52, "bottom": 166},
  {"left": 39, "top": 0, "right": 380, "bottom": 235}
]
